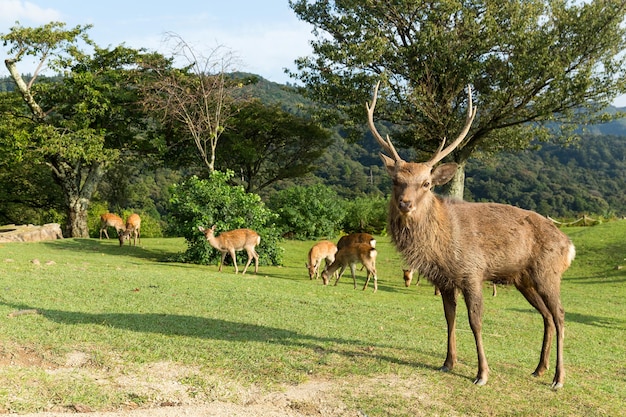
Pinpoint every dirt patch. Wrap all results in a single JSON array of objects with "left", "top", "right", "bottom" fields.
[{"left": 1, "top": 347, "right": 447, "bottom": 417}]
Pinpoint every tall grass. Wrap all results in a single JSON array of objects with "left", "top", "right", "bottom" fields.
[{"left": 0, "top": 221, "right": 624, "bottom": 415}]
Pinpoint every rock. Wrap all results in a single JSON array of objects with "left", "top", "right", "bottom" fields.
[{"left": 0, "top": 223, "right": 64, "bottom": 243}]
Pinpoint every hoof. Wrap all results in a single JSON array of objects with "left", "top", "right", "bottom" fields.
[
  {"left": 551, "top": 381, "right": 564, "bottom": 390},
  {"left": 439, "top": 365, "right": 451, "bottom": 373},
  {"left": 473, "top": 377, "right": 487, "bottom": 386}
]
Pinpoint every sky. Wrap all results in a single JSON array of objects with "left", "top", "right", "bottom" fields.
[
  {"left": 0, "top": 0, "right": 313, "bottom": 84},
  {"left": 1, "top": 0, "right": 625, "bottom": 106}
]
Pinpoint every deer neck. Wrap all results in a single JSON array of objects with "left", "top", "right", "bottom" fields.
[{"left": 389, "top": 195, "right": 456, "bottom": 281}]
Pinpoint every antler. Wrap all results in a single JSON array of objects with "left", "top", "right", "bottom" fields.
[
  {"left": 425, "top": 85, "right": 477, "bottom": 167},
  {"left": 366, "top": 81, "right": 403, "bottom": 162}
]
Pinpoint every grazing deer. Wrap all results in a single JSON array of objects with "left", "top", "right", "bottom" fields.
[
  {"left": 198, "top": 225, "right": 260, "bottom": 274},
  {"left": 120, "top": 213, "right": 141, "bottom": 246},
  {"left": 306, "top": 240, "right": 338, "bottom": 280},
  {"left": 404, "top": 269, "right": 497, "bottom": 296},
  {"left": 99, "top": 213, "right": 125, "bottom": 240},
  {"left": 403, "top": 269, "right": 441, "bottom": 295},
  {"left": 367, "top": 82, "right": 575, "bottom": 388},
  {"left": 336, "top": 232, "right": 376, "bottom": 250},
  {"left": 321, "top": 243, "right": 378, "bottom": 292}
]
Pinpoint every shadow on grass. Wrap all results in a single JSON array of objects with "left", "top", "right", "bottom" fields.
[
  {"left": 1, "top": 300, "right": 441, "bottom": 373},
  {"left": 41, "top": 238, "right": 181, "bottom": 262},
  {"left": 508, "top": 308, "right": 625, "bottom": 329}
]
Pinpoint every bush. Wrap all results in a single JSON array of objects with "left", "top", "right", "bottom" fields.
[
  {"left": 267, "top": 183, "right": 345, "bottom": 240},
  {"left": 167, "top": 171, "right": 282, "bottom": 266},
  {"left": 342, "top": 195, "right": 388, "bottom": 234}
]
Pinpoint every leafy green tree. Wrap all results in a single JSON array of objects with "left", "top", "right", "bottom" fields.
[
  {"left": 342, "top": 195, "right": 388, "bottom": 234},
  {"left": 267, "top": 183, "right": 346, "bottom": 239},
  {"left": 289, "top": 0, "right": 626, "bottom": 197},
  {"left": 0, "top": 22, "right": 162, "bottom": 236},
  {"left": 167, "top": 171, "right": 282, "bottom": 266},
  {"left": 216, "top": 99, "right": 333, "bottom": 193}
]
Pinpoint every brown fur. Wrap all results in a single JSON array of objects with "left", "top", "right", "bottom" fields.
[
  {"left": 321, "top": 243, "right": 378, "bottom": 292},
  {"left": 120, "top": 213, "right": 141, "bottom": 247},
  {"left": 306, "top": 240, "right": 338, "bottom": 279},
  {"left": 99, "top": 213, "right": 125, "bottom": 240},
  {"left": 336, "top": 233, "right": 376, "bottom": 250},
  {"left": 368, "top": 82, "right": 574, "bottom": 388},
  {"left": 198, "top": 225, "right": 260, "bottom": 274}
]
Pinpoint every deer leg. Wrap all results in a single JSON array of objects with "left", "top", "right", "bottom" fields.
[
  {"left": 440, "top": 287, "right": 458, "bottom": 373},
  {"left": 334, "top": 266, "right": 347, "bottom": 286},
  {"left": 242, "top": 249, "right": 253, "bottom": 275},
  {"left": 252, "top": 248, "right": 259, "bottom": 274},
  {"left": 218, "top": 252, "right": 227, "bottom": 272},
  {"left": 229, "top": 249, "right": 238, "bottom": 274},
  {"left": 515, "top": 284, "right": 555, "bottom": 379},
  {"left": 535, "top": 286, "right": 565, "bottom": 389},
  {"left": 463, "top": 284, "right": 489, "bottom": 386},
  {"left": 363, "top": 267, "right": 377, "bottom": 292},
  {"left": 349, "top": 263, "right": 357, "bottom": 289}
]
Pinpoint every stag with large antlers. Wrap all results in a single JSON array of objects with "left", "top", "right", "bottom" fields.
[{"left": 367, "top": 82, "right": 575, "bottom": 388}]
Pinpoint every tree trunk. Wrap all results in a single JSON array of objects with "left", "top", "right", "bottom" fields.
[
  {"left": 442, "top": 160, "right": 466, "bottom": 199},
  {"left": 50, "top": 159, "right": 105, "bottom": 238},
  {"left": 67, "top": 196, "right": 90, "bottom": 237}
]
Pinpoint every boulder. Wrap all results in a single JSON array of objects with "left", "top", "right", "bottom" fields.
[{"left": 0, "top": 223, "right": 64, "bottom": 243}]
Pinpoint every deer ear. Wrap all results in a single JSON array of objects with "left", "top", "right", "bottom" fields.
[
  {"left": 432, "top": 163, "right": 458, "bottom": 186},
  {"left": 379, "top": 153, "right": 396, "bottom": 174},
  {"left": 197, "top": 226, "right": 205, "bottom": 232}
]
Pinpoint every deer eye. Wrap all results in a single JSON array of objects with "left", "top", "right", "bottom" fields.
[{"left": 422, "top": 181, "right": 431, "bottom": 189}]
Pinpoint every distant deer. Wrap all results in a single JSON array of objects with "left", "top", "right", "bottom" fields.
[
  {"left": 120, "top": 213, "right": 141, "bottom": 246},
  {"left": 336, "top": 232, "right": 376, "bottom": 250},
  {"left": 367, "top": 82, "right": 575, "bottom": 388},
  {"left": 321, "top": 243, "right": 378, "bottom": 292},
  {"left": 404, "top": 269, "right": 497, "bottom": 296},
  {"left": 306, "top": 240, "right": 338, "bottom": 280},
  {"left": 99, "top": 213, "right": 125, "bottom": 240},
  {"left": 403, "top": 269, "right": 440, "bottom": 295},
  {"left": 198, "top": 225, "right": 260, "bottom": 274}
]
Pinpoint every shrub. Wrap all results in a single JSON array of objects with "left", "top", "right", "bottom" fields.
[
  {"left": 267, "top": 183, "right": 345, "bottom": 240},
  {"left": 167, "top": 171, "right": 282, "bottom": 266},
  {"left": 342, "top": 195, "right": 388, "bottom": 234}
]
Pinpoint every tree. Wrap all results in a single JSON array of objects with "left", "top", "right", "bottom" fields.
[
  {"left": 1, "top": 22, "right": 160, "bottom": 236},
  {"left": 216, "top": 99, "right": 333, "bottom": 193},
  {"left": 289, "top": 0, "right": 626, "bottom": 196},
  {"left": 141, "top": 34, "right": 244, "bottom": 173}
]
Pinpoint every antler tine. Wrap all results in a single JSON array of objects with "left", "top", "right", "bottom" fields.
[
  {"left": 426, "top": 85, "right": 477, "bottom": 167},
  {"left": 366, "top": 81, "right": 403, "bottom": 162}
]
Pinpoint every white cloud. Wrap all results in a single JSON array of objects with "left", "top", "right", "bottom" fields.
[{"left": 0, "top": 0, "right": 62, "bottom": 25}]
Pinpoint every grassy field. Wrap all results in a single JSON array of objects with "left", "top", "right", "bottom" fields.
[{"left": 0, "top": 220, "right": 625, "bottom": 416}]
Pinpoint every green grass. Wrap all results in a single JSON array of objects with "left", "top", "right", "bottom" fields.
[{"left": 0, "top": 221, "right": 625, "bottom": 415}]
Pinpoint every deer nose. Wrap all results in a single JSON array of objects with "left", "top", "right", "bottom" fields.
[{"left": 398, "top": 199, "right": 412, "bottom": 212}]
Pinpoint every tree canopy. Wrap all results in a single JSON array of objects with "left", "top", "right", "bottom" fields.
[
  {"left": 216, "top": 99, "right": 333, "bottom": 193},
  {"left": 288, "top": 0, "right": 626, "bottom": 195},
  {"left": 0, "top": 22, "right": 162, "bottom": 236}
]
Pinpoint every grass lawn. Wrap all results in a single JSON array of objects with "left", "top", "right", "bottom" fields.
[{"left": 0, "top": 221, "right": 625, "bottom": 416}]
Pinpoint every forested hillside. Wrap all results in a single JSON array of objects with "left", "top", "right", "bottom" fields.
[{"left": 465, "top": 136, "right": 626, "bottom": 217}]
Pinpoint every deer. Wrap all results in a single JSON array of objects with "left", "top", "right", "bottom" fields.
[
  {"left": 99, "top": 213, "right": 125, "bottom": 240},
  {"left": 306, "top": 240, "right": 338, "bottom": 280},
  {"left": 321, "top": 242, "right": 378, "bottom": 292},
  {"left": 403, "top": 269, "right": 441, "bottom": 295},
  {"left": 336, "top": 232, "right": 376, "bottom": 250},
  {"left": 367, "top": 81, "right": 575, "bottom": 389},
  {"left": 120, "top": 213, "right": 141, "bottom": 247},
  {"left": 404, "top": 269, "right": 498, "bottom": 296},
  {"left": 197, "top": 225, "right": 260, "bottom": 274}
]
